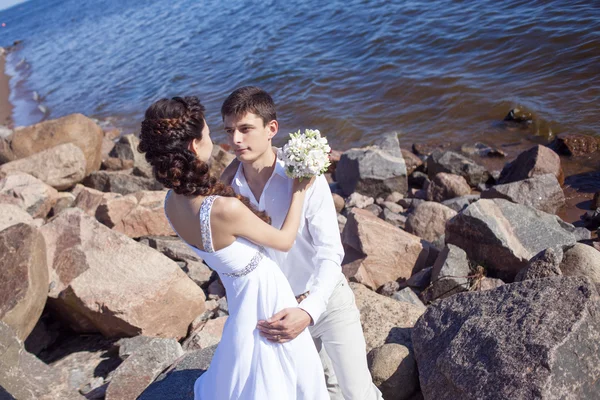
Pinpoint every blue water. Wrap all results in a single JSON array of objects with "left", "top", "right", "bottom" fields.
[{"left": 1, "top": 0, "right": 599, "bottom": 149}]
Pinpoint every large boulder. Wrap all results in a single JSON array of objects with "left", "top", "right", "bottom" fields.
[
  {"left": 139, "top": 346, "right": 216, "bottom": 400},
  {"left": 106, "top": 338, "right": 183, "bottom": 400},
  {"left": 39, "top": 208, "right": 205, "bottom": 339},
  {"left": 412, "top": 277, "right": 600, "bottom": 399},
  {"left": 96, "top": 190, "right": 174, "bottom": 238},
  {"left": 0, "top": 143, "right": 86, "bottom": 190},
  {"left": 0, "top": 172, "right": 58, "bottom": 218},
  {"left": 7, "top": 113, "right": 103, "bottom": 175},
  {"left": 0, "top": 224, "right": 48, "bottom": 341},
  {"left": 498, "top": 145, "right": 564, "bottom": 185},
  {"left": 429, "top": 244, "right": 471, "bottom": 300},
  {"left": 482, "top": 174, "right": 565, "bottom": 214},
  {"left": 336, "top": 133, "right": 408, "bottom": 197},
  {"left": 426, "top": 150, "right": 490, "bottom": 187},
  {"left": 82, "top": 170, "right": 163, "bottom": 195},
  {"left": 446, "top": 198, "right": 580, "bottom": 281},
  {"left": 351, "top": 282, "right": 425, "bottom": 352},
  {"left": 0, "top": 322, "right": 57, "bottom": 400},
  {"left": 0, "top": 203, "right": 35, "bottom": 231},
  {"left": 342, "top": 208, "right": 429, "bottom": 290},
  {"left": 406, "top": 201, "right": 457, "bottom": 242}
]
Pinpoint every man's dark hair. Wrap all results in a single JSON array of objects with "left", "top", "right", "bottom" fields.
[{"left": 221, "top": 86, "right": 276, "bottom": 126}]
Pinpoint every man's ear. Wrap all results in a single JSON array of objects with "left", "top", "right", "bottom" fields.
[{"left": 267, "top": 120, "right": 279, "bottom": 140}]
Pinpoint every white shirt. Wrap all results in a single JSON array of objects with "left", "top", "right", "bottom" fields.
[{"left": 231, "top": 154, "right": 345, "bottom": 323}]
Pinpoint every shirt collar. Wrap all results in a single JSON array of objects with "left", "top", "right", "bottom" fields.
[{"left": 233, "top": 148, "right": 287, "bottom": 187}]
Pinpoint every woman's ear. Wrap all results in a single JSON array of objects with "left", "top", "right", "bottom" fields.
[{"left": 188, "top": 138, "right": 200, "bottom": 155}]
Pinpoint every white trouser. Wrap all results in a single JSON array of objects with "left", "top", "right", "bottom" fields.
[{"left": 309, "top": 275, "right": 384, "bottom": 400}]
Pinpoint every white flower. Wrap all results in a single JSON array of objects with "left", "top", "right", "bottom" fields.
[{"left": 280, "top": 128, "right": 332, "bottom": 180}]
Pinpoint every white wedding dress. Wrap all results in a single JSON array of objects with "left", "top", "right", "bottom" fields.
[{"left": 165, "top": 193, "right": 328, "bottom": 400}]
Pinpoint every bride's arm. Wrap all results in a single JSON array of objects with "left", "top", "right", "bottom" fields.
[{"left": 212, "top": 177, "right": 314, "bottom": 252}]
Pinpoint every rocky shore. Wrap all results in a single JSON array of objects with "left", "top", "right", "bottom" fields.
[{"left": 1, "top": 51, "right": 600, "bottom": 400}]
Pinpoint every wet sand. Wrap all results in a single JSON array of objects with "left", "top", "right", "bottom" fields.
[{"left": 0, "top": 49, "right": 12, "bottom": 127}]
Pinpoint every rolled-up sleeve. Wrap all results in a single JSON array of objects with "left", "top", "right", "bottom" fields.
[{"left": 298, "top": 175, "right": 344, "bottom": 324}]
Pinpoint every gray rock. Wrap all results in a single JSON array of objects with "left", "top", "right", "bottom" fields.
[
  {"left": 138, "top": 346, "right": 216, "bottom": 400},
  {"left": 425, "top": 172, "right": 471, "bottom": 202},
  {"left": 392, "top": 288, "right": 425, "bottom": 308},
  {"left": 364, "top": 203, "right": 383, "bottom": 218},
  {"left": 441, "top": 194, "right": 480, "bottom": 213},
  {"left": 82, "top": 170, "right": 162, "bottom": 195},
  {"left": 412, "top": 276, "right": 600, "bottom": 400},
  {"left": 461, "top": 142, "right": 506, "bottom": 158},
  {"left": 430, "top": 244, "right": 471, "bottom": 300},
  {"left": 561, "top": 243, "right": 600, "bottom": 283},
  {"left": 116, "top": 336, "right": 157, "bottom": 361},
  {"left": 109, "top": 134, "right": 153, "bottom": 178},
  {"left": 426, "top": 150, "right": 490, "bottom": 187},
  {"left": 446, "top": 198, "right": 579, "bottom": 281},
  {"left": 336, "top": 133, "right": 408, "bottom": 197},
  {"left": 398, "top": 198, "right": 425, "bottom": 211},
  {"left": 404, "top": 267, "right": 432, "bottom": 290},
  {"left": 382, "top": 208, "right": 406, "bottom": 229},
  {"left": 498, "top": 144, "right": 564, "bottom": 185},
  {"left": 345, "top": 192, "right": 375, "bottom": 209},
  {"left": 481, "top": 174, "right": 565, "bottom": 214},
  {"left": 515, "top": 246, "right": 564, "bottom": 282},
  {"left": 406, "top": 202, "right": 457, "bottom": 242}
]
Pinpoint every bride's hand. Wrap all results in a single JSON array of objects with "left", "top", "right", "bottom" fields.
[{"left": 292, "top": 175, "right": 316, "bottom": 193}]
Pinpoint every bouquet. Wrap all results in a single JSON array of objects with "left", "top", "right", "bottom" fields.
[{"left": 280, "top": 129, "right": 331, "bottom": 180}]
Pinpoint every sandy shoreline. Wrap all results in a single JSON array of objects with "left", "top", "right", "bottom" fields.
[{"left": 0, "top": 48, "right": 13, "bottom": 127}]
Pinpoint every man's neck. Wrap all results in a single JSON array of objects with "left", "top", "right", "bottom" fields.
[{"left": 242, "top": 148, "right": 277, "bottom": 200}]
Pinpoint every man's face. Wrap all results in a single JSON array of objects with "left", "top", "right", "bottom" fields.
[{"left": 223, "top": 112, "right": 278, "bottom": 163}]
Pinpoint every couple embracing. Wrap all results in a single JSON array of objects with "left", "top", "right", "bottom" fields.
[{"left": 138, "top": 86, "right": 382, "bottom": 400}]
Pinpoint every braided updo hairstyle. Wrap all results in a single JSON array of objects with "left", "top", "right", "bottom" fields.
[{"left": 138, "top": 96, "right": 270, "bottom": 223}]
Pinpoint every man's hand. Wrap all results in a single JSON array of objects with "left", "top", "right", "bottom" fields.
[{"left": 257, "top": 308, "right": 312, "bottom": 343}]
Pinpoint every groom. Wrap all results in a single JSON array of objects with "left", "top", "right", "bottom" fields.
[{"left": 219, "top": 86, "right": 382, "bottom": 400}]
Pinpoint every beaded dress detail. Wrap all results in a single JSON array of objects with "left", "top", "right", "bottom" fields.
[{"left": 163, "top": 192, "right": 328, "bottom": 400}]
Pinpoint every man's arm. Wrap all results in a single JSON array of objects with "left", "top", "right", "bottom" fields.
[{"left": 296, "top": 175, "right": 344, "bottom": 323}]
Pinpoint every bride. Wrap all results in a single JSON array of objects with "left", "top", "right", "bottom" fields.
[{"left": 138, "top": 96, "right": 328, "bottom": 399}]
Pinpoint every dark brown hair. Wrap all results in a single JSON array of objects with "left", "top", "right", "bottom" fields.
[
  {"left": 221, "top": 86, "right": 277, "bottom": 126},
  {"left": 138, "top": 96, "right": 270, "bottom": 223}
]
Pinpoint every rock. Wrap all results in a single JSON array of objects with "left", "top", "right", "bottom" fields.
[
  {"left": 404, "top": 267, "right": 432, "bottom": 290},
  {"left": 138, "top": 346, "right": 216, "bottom": 400},
  {"left": 482, "top": 174, "right": 565, "bottom": 214},
  {"left": 412, "top": 141, "right": 451, "bottom": 157},
  {"left": 182, "top": 316, "right": 228, "bottom": 351},
  {"left": 515, "top": 247, "right": 564, "bottom": 282},
  {"left": 332, "top": 193, "right": 345, "bottom": 213},
  {"left": 351, "top": 283, "right": 425, "bottom": 352},
  {"left": 430, "top": 244, "right": 471, "bottom": 300},
  {"left": 207, "top": 279, "right": 226, "bottom": 298},
  {"left": 116, "top": 336, "right": 157, "bottom": 361},
  {"left": 408, "top": 171, "right": 429, "bottom": 188},
  {"left": 385, "top": 191, "right": 404, "bottom": 203},
  {"left": 142, "top": 236, "right": 212, "bottom": 287},
  {"left": 8, "top": 113, "right": 103, "bottom": 175},
  {"left": 392, "top": 288, "right": 425, "bottom": 308},
  {"left": 342, "top": 209, "right": 429, "bottom": 290},
  {"left": 345, "top": 192, "right": 375, "bottom": 209},
  {"left": 82, "top": 170, "right": 163, "bottom": 195},
  {"left": 336, "top": 133, "right": 408, "bottom": 197},
  {"left": 476, "top": 277, "right": 505, "bottom": 291},
  {"left": 39, "top": 208, "right": 205, "bottom": 339},
  {"left": 426, "top": 150, "right": 490, "bottom": 187},
  {"left": 96, "top": 190, "right": 174, "bottom": 238},
  {"left": 401, "top": 149, "right": 423, "bottom": 175},
  {"left": 105, "top": 338, "right": 183, "bottom": 400},
  {"left": 73, "top": 185, "right": 121, "bottom": 217},
  {"left": 425, "top": 172, "right": 471, "bottom": 202},
  {"left": 0, "top": 172, "right": 58, "bottom": 218},
  {"left": 0, "top": 224, "right": 48, "bottom": 341},
  {"left": 504, "top": 107, "right": 533, "bottom": 123},
  {"left": 50, "top": 192, "right": 76, "bottom": 216},
  {"left": 337, "top": 214, "right": 347, "bottom": 233},
  {"left": 498, "top": 145, "right": 564, "bottom": 186},
  {"left": 412, "top": 277, "right": 600, "bottom": 400},
  {"left": 560, "top": 243, "right": 600, "bottom": 283},
  {"left": 382, "top": 209, "right": 406, "bottom": 228},
  {"left": 446, "top": 198, "right": 580, "bottom": 281},
  {"left": 441, "top": 194, "right": 480, "bottom": 212},
  {"left": 398, "top": 198, "right": 425, "bottom": 211},
  {"left": 461, "top": 142, "right": 506, "bottom": 158},
  {"left": 382, "top": 201, "right": 403, "bottom": 214},
  {"left": 550, "top": 134, "right": 599, "bottom": 156},
  {"left": 0, "top": 322, "right": 57, "bottom": 400},
  {"left": 379, "top": 281, "right": 400, "bottom": 297},
  {"left": 364, "top": 203, "right": 383, "bottom": 218},
  {"left": 593, "top": 192, "right": 600, "bottom": 210},
  {"left": 0, "top": 203, "right": 34, "bottom": 231},
  {"left": 0, "top": 143, "right": 86, "bottom": 191},
  {"left": 208, "top": 145, "right": 236, "bottom": 179},
  {"left": 102, "top": 157, "right": 134, "bottom": 171},
  {"left": 406, "top": 201, "right": 457, "bottom": 242},
  {"left": 368, "top": 343, "right": 419, "bottom": 400},
  {"left": 109, "top": 134, "right": 153, "bottom": 178}
]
